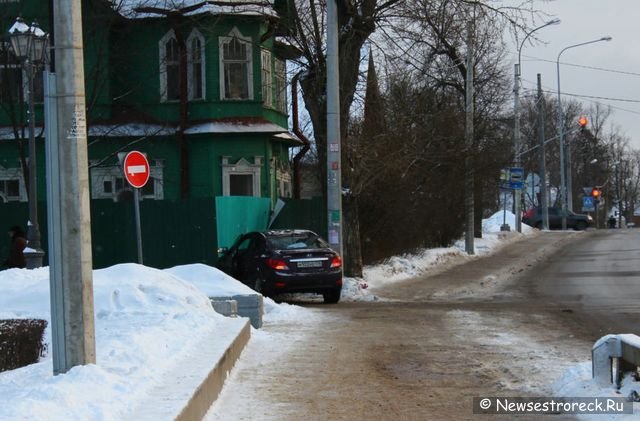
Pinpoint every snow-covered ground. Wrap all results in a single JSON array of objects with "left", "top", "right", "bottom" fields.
[{"left": 1, "top": 210, "right": 632, "bottom": 419}]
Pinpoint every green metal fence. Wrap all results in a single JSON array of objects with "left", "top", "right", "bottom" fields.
[
  {"left": 271, "top": 197, "right": 327, "bottom": 237},
  {"left": 0, "top": 196, "right": 324, "bottom": 270}
]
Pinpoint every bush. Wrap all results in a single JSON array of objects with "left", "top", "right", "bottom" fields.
[{"left": 0, "top": 319, "right": 48, "bottom": 372}]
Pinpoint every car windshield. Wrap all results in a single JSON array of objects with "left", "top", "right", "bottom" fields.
[{"left": 267, "top": 233, "right": 329, "bottom": 250}]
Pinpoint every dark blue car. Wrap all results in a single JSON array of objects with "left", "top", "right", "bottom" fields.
[{"left": 217, "top": 230, "right": 343, "bottom": 303}]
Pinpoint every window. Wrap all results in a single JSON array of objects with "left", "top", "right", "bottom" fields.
[
  {"left": 261, "top": 50, "right": 272, "bottom": 107},
  {"left": 0, "top": 164, "right": 26, "bottom": 202},
  {"left": 187, "top": 29, "right": 205, "bottom": 100},
  {"left": 159, "top": 30, "right": 180, "bottom": 102},
  {"left": 220, "top": 29, "right": 252, "bottom": 100},
  {"left": 90, "top": 160, "right": 165, "bottom": 201},
  {"left": 230, "top": 174, "right": 254, "bottom": 196},
  {"left": 274, "top": 58, "right": 286, "bottom": 113},
  {"left": 277, "top": 170, "right": 292, "bottom": 198},
  {"left": 222, "top": 156, "right": 262, "bottom": 197}
]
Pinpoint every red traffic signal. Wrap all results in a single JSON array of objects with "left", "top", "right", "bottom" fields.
[
  {"left": 591, "top": 187, "right": 601, "bottom": 198},
  {"left": 578, "top": 115, "right": 588, "bottom": 128}
]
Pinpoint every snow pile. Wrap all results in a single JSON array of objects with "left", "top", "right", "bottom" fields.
[
  {"left": 0, "top": 264, "right": 250, "bottom": 420},
  {"left": 164, "top": 263, "right": 255, "bottom": 296},
  {"left": 553, "top": 362, "right": 640, "bottom": 419},
  {"left": 482, "top": 210, "right": 534, "bottom": 233},
  {"left": 357, "top": 210, "right": 535, "bottom": 294},
  {"left": 363, "top": 248, "right": 465, "bottom": 291}
]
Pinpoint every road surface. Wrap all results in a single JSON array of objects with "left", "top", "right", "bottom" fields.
[{"left": 206, "top": 230, "right": 640, "bottom": 420}]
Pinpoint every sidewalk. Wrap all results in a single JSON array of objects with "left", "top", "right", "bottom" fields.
[{"left": 130, "top": 317, "right": 250, "bottom": 421}]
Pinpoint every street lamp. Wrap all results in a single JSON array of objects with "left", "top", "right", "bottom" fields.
[
  {"left": 8, "top": 17, "right": 49, "bottom": 268},
  {"left": 556, "top": 36, "right": 612, "bottom": 230},
  {"left": 513, "top": 18, "right": 560, "bottom": 233}
]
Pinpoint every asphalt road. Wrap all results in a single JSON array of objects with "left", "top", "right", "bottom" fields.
[
  {"left": 530, "top": 228, "right": 640, "bottom": 338},
  {"left": 208, "top": 230, "right": 637, "bottom": 420}
]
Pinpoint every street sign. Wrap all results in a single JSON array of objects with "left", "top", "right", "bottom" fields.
[
  {"left": 509, "top": 167, "right": 524, "bottom": 190},
  {"left": 582, "top": 196, "right": 595, "bottom": 212},
  {"left": 123, "top": 151, "right": 150, "bottom": 189}
]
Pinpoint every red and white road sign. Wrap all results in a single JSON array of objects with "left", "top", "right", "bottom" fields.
[{"left": 123, "top": 151, "right": 150, "bottom": 188}]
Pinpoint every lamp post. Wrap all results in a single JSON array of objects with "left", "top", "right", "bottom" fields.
[
  {"left": 556, "top": 36, "right": 611, "bottom": 230},
  {"left": 8, "top": 17, "right": 49, "bottom": 268},
  {"left": 513, "top": 18, "right": 560, "bottom": 232}
]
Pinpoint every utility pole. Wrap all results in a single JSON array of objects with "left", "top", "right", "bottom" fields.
[
  {"left": 464, "top": 21, "right": 474, "bottom": 255},
  {"left": 326, "top": 0, "right": 342, "bottom": 257},
  {"left": 513, "top": 66, "right": 522, "bottom": 232},
  {"left": 537, "top": 74, "right": 549, "bottom": 230},
  {"left": 48, "top": 0, "right": 96, "bottom": 374}
]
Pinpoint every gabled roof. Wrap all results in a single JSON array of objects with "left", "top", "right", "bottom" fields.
[{"left": 116, "top": 0, "right": 279, "bottom": 19}]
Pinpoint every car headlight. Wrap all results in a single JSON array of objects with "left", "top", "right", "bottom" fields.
[{"left": 587, "top": 215, "right": 593, "bottom": 221}]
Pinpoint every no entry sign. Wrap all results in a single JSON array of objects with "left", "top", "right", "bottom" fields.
[{"left": 123, "top": 151, "right": 150, "bottom": 189}]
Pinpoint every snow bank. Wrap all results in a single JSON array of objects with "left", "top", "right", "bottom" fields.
[
  {"left": 0, "top": 263, "right": 244, "bottom": 420},
  {"left": 164, "top": 263, "right": 256, "bottom": 296}
]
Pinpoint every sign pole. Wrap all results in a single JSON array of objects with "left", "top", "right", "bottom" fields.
[
  {"left": 134, "top": 188, "right": 143, "bottom": 264},
  {"left": 122, "top": 151, "right": 150, "bottom": 265}
]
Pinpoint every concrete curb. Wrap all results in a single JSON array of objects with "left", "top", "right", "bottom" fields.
[
  {"left": 129, "top": 318, "right": 251, "bottom": 420},
  {"left": 176, "top": 321, "right": 251, "bottom": 421}
]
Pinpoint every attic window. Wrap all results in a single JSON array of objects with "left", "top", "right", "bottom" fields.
[{"left": 220, "top": 29, "right": 253, "bottom": 100}]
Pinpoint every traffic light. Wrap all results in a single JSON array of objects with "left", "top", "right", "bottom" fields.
[
  {"left": 591, "top": 187, "right": 601, "bottom": 198},
  {"left": 578, "top": 115, "right": 588, "bottom": 131}
]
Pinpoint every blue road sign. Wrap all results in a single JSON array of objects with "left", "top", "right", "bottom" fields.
[
  {"left": 510, "top": 167, "right": 524, "bottom": 190},
  {"left": 582, "top": 196, "right": 595, "bottom": 212}
]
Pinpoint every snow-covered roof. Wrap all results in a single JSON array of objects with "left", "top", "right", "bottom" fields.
[
  {"left": 185, "top": 120, "right": 288, "bottom": 135},
  {"left": 89, "top": 123, "right": 175, "bottom": 137},
  {"left": 116, "top": 0, "right": 278, "bottom": 19}
]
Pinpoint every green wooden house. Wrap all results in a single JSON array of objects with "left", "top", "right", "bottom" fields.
[{"left": 0, "top": 0, "right": 312, "bottom": 268}]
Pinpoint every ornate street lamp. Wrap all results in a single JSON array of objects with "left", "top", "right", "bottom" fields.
[{"left": 8, "top": 17, "right": 49, "bottom": 268}]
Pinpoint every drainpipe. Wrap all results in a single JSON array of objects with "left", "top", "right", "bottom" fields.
[{"left": 291, "top": 72, "right": 310, "bottom": 199}]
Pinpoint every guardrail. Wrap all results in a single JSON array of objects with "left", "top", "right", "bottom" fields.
[{"left": 592, "top": 334, "right": 640, "bottom": 387}]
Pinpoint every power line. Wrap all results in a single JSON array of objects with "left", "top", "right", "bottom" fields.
[
  {"left": 520, "top": 79, "right": 640, "bottom": 116},
  {"left": 521, "top": 78, "right": 640, "bottom": 104},
  {"left": 521, "top": 54, "right": 640, "bottom": 78}
]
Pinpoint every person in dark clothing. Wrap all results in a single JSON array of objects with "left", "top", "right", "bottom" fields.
[{"left": 2, "top": 225, "right": 27, "bottom": 269}]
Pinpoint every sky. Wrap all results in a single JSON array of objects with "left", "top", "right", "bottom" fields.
[{"left": 508, "top": 0, "right": 640, "bottom": 149}]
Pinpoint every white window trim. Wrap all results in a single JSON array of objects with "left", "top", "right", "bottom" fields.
[
  {"left": 219, "top": 28, "right": 253, "bottom": 101},
  {"left": 0, "top": 164, "right": 26, "bottom": 202},
  {"left": 159, "top": 29, "right": 178, "bottom": 103},
  {"left": 261, "top": 49, "right": 272, "bottom": 107},
  {"left": 90, "top": 160, "right": 165, "bottom": 202},
  {"left": 187, "top": 29, "right": 206, "bottom": 101},
  {"left": 221, "top": 156, "right": 262, "bottom": 197}
]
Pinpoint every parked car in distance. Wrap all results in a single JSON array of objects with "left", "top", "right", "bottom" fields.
[
  {"left": 522, "top": 207, "right": 594, "bottom": 230},
  {"left": 216, "top": 230, "right": 343, "bottom": 303}
]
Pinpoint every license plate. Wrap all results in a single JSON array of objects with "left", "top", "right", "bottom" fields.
[{"left": 297, "top": 261, "right": 323, "bottom": 268}]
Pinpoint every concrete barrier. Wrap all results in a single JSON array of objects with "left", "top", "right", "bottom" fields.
[
  {"left": 210, "top": 294, "right": 263, "bottom": 329},
  {"left": 211, "top": 299, "right": 238, "bottom": 317},
  {"left": 592, "top": 334, "right": 640, "bottom": 387}
]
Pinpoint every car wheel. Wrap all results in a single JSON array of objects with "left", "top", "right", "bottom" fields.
[
  {"left": 323, "top": 287, "right": 341, "bottom": 304},
  {"left": 575, "top": 221, "right": 587, "bottom": 231},
  {"left": 535, "top": 221, "right": 542, "bottom": 229}
]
